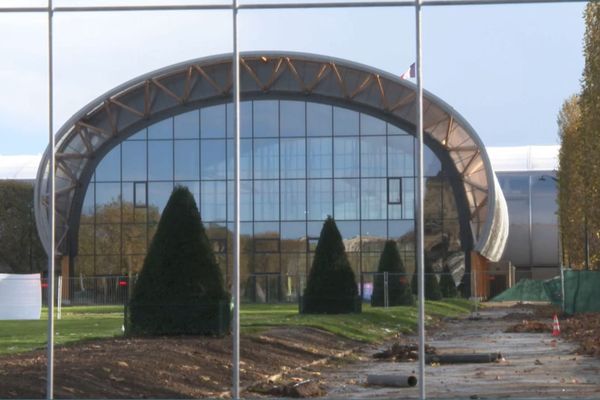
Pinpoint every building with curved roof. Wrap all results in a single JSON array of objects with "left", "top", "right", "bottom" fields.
[{"left": 33, "top": 52, "right": 509, "bottom": 299}]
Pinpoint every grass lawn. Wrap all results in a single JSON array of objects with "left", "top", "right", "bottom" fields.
[{"left": 0, "top": 299, "right": 473, "bottom": 355}]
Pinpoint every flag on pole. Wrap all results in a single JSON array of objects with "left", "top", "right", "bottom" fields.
[{"left": 400, "top": 62, "right": 416, "bottom": 80}]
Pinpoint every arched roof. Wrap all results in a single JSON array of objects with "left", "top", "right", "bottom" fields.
[{"left": 34, "top": 52, "right": 508, "bottom": 262}]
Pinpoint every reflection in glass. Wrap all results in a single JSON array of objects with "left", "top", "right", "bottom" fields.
[
  {"left": 201, "top": 181, "right": 226, "bottom": 221},
  {"left": 227, "top": 102, "right": 253, "bottom": 138},
  {"left": 360, "top": 114, "right": 386, "bottom": 135},
  {"left": 361, "top": 221, "right": 387, "bottom": 252},
  {"left": 122, "top": 141, "right": 147, "bottom": 181},
  {"left": 361, "top": 136, "right": 386, "bottom": 177},
  {"left": 388, "top": 136, "right": 414, "bottom": 177},
  {"left": 254, "top": 180, "right": 279, "bottom": 221},
  {"left": 307, "top": 179, "right": 332, "bottom": 221},
  {"left": 174, "top": 110, "right": 199, "bottom": 139},
  {"left": 148, "top": 119, "right": 172, "bottom": 139},
  {"left": 281, "top": 180, "right": 306, "bottom": 221},
  {"left": 253, "top": 100, "right": 278, "bottom": 137},
  {"left": 307, "top": 103, "right": 332, "bottom": 136},
  {"left": 281, "top": 101, "right": 305, "bottom": 137},
  {"left": 361, "top": 178, "right": 386, "bottom": 220},
  {"left": 307, "top": 138, "right": 332, "bottom": 178},
  {"left": 254, "top": 138, "right": 279, "bottom": 179},
  {"left": 424, "top": 146, "right": 442, "bottom": 176},
  {"left": 95, "top": 146, "right": 120, "bottom": 182},
  {"left": 148, "top": 140, "right": 173, "bottom": 181},
  {"left": 334, "top": 179, "right": 359, "bottom": 220},
  {"left": 174, "top": 140, "right": 199, "bottom": 180},
  {"left": 280, "top": 138, "right": 305, "bottom": 179},
  {"left": 333, "top": 107, "right": 358, "bottom": 136},
  {"left": 201, "top": 140, "right": 226, "bottom": 179},
  {"left": 95, "top": 182, "right": 121, "bottom": 223},
  {"left": 148, "top": 182, "right": 173, "bottom": 217},
  {"left": 334, "top": 137, "right": 359, "bottom": 178},
  {"left": 201, "top": 105, "right": 226, "bottom": 138}
]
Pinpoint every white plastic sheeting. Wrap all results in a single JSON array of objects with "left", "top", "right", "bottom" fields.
[
  {"left": 488, "top": 145, "right": 559, "bottom": 172},
  {"left": 0, "top": 273, "right": 42, "bottom": 320}
]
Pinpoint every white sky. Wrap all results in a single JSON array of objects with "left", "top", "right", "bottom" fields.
[{"left": 0, "top": 0, "right": 586, "bottom": 155}]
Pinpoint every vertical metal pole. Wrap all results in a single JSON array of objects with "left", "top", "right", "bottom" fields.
[
  {"left": 232, "top": 0, "right": 241, "bottom": 398},
  {"left": 584, "top": 213, "right": 590, "bottom": 270},
  {"left": 414, "top": 0, "right": 426, "bottom": 398},
  {"left": 384, "top": 272, "right": 389, "bottom": 308},
  {"left": 46, "top": 0, "right": 55, "bottom": 399}
]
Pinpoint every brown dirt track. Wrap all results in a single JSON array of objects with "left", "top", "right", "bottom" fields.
[{"left": 0, "top": 327, "right": 358, "bottom": 399}]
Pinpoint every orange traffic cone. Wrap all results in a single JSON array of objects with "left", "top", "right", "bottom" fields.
[{"left": 552, "top": 314, "right": 560, "bottom": 337}]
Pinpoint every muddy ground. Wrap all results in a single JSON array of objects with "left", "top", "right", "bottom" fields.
[
  {"left": 3, "top": 304, "right": 600, "bottom": 398},
  {"left": 0, "top": 327, "right": 357, "bottom": 398}
]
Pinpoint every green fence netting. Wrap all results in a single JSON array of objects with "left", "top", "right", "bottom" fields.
[
  {"left": 492, "top": 270, "right": 600, "bottom": 314},
  {"left": 491, "top": 278, "right": 554, "bottom": 303}
]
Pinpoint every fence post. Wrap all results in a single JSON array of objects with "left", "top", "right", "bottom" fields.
[{"left": 384, "top": 271, "right": 389, "bottom": 308}]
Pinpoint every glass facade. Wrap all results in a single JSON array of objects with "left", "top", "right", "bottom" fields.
[{"left": 76, "top": 100, "right": 463, "bottom": 300}]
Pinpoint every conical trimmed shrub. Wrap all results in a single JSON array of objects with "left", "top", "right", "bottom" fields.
[
  {"left": 129, "top": 186, "right": 230, "bottom": 335},
  {"left": 371, "top": 241, "right": 414, "bottom": 307},
  {"left": 411, "top": 256, "right": 443, "bottom": 301},
  {"left": 439, "top": 264, "right": 458, "bottom": 298},
  {"left": 302, "top": 217, "right": 360, "bottom": 314}
]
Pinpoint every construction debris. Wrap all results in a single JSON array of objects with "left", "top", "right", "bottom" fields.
[
  {"left": 373, "top": 343, "right": 436, "bottom": 362},
  {"left": 505, "top": 320, "right": 551, "bottom": 333},
  {"left": 425, "top": 353, "right": 503, "bottom": 364},
  {"left": 366, "top": 374, "right": 417, "bottom": 387}
]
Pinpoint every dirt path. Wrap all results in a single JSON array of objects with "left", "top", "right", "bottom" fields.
[{"left": 318, "top": 306, "right": 600, "bottom": 399}]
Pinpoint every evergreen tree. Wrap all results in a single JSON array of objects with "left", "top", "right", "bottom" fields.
[
  {"left": 411, "top": 256, "right": 442, "bottom": 301},
  {"left": 302, "top": 217, "right": 360, "bottom": 314},
  {"left": 371, "top": 241, "right": 414, "bottom": 307},
  {"left": 129, "top": 186, "right": 230, "bottom": 335},
  {"left": 439, "top": 264, "right": 458, "bottom": 298}
]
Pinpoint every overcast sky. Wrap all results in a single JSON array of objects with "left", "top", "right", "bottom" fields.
[{"left": 0, "top": 0, "right": 586, "bottom": 155}]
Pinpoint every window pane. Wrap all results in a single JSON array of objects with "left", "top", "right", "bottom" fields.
[
  {"left": 333, "top": 107, "right": 358, "bottom": 136},
  {"left": 174, "top": 110, "right": 199, "bottom": 139},
  {"left": 201, "top": 139, "right": 226, "bottom": 179},
  {"left": 307, "top": 179, "right": 332, "bottom": 221},
  {"left": 361, "top": 179, "right": 386, "bottom": 220},
  {"left": 307, "top": 138, "right": 332, "bottom": 178},
  {"left": 148, "top": 118, "right": 172, "bottom": 139},
  {"left": 254, "top": 180, "right": 279, "bottom": 221},
  {"left": 176, "top": 181, "right": 200, "bottom": 208},
  {"left": 388, "top": 123, "right": 409, "bottom": 135},
  {"left": 134, "top": 182, "right": 147, "bottom": 207},
  {"left": 95, "top": 183, "right": 121, "bottom": 223},
  {"left": 361, "top": 136, "right": 386, "bottom": 177},
  {"left": 253, "top": 100, "right": 278, "bottom": 137},
  {"left": 122, "top": 141, "right": 146, "bottom": 181},
  {"left": 201, "top": 105, "right": 226, "bottom": 138},
  {"left": 254, "top": 138, "right": 279, "bottom": 179},
  {"left": 281, "top": 180, "right": 306, "bottom": 221},
  {"left": 281, "top": 101, "right": 305, "bottom": 137},
  {"left": 403, "top": 177, "right": 415, "bottom": 219},
  {"left": 174, "top": 140, "right": 199, "bottom": 180},
  {"left": 227, "top": 101, "right": 252, "bottom": 138},
  {"left": 281, "top": 138, "right": 305, "bottom": 179},
  {"left": 307, "top": 103, "right": 332, "bottom": 136},
  {"left": 388, "top": 178, "right": 402, "bottom": 204},
  {"left": 424, "top": 146, "right": 442, "bottom": 176},
  {"left": 388, "top": 136, "right": 414, "bottom": 177},
  {"left": 334, "top": 137, "right": 359, "bottom": 178},
  {"left": 81, "top": 183, "right": 95, "bottom": 218},
  {"left": 128, "top": 128, "right": 147, "bottom": 141},
  {"left": 334, "top": 179, "right": 359, "bottom": 220},
  {"left": 281, "top": 222, "right": 307, "bottom": 252},
  {"left": 228, "top": 139, "right": 253, "bottom": 180},
  {"left": 148, "top": 182, "right": 173, "bottom": 218},
  {"left": 361, "top": 113, "right": 386, "bottom": 135},
  {"left": 95, "top": 146, "right": 121, "bottom": 182},
  {"left": 148, "top": 140, "right": 173, "bottom": 181},
  {"left": 361, "top": 221, "right": 387, "bottom": 251},
  {"left": 201, "top": 181, "right": 226, "bottom": 221}
]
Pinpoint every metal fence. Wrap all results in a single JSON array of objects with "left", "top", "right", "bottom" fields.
[{"left": 45, "top": 272, "right": 468, "bottom": 307}]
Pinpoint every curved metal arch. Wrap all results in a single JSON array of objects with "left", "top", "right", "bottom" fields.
[{"left": 34, "top": 51, "right": 508, "bottom": 261}]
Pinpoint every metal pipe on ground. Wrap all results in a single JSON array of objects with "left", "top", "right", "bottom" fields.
[
  {"left": 426, "top": 353, "right": 503, "bottom": 364},
  {"left": 366, "top": 374, "right": 418, "bottom": 388}
]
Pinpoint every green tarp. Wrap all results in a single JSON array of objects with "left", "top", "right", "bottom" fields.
[{"left": 492, "top": 270, "right": 600, "bottom": 314}]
